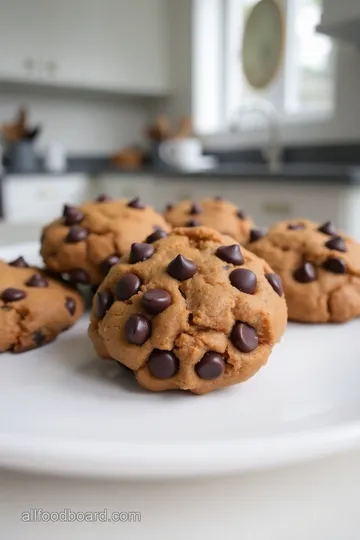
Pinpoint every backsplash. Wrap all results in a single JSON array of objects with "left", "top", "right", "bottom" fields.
[{"left": 0, "top": 86, "right": 153, "bottom": 154}]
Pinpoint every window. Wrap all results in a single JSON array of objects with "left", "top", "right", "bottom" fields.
[
  {"left": 193, "top": 0, "right": 335, "bottom": 134},
  {"left": 285, "top": 0, "right": 334, "bottom": 114}
]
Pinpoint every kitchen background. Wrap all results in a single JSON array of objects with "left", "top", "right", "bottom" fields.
[{"left": 1, "top": 0, "right": 360, "bottom": 242}]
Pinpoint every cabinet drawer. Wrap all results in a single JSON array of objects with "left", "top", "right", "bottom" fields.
[
  {"left": 3, "top": 175, "right": 90, "bottom": 223},
  {"left": 225, "top": 181, "right": 344, "bottom": 228},
  {"left": 97, "top": 176, "right": 155, "bottom": 207}
]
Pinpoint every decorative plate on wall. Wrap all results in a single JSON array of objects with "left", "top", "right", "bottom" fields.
[{"left": 242, "top": 0, "right": 286, "bottom": 89}]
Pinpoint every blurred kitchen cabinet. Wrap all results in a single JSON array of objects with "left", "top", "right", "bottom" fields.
[
  {"left": 0, "top": 0, "right": 48, "bottom": 81},
  {"left": 225, "top": 181, "right": 345, "bottom": 229},
  {"left": 154, "top": 177, "right": 226, "bottom": 211},
  {"left": 153, "top": 176, "right": 360, "bottom": 237},
  {"left": 318, "top": 1, "right": 360, "bottom": 48},
  {"left": 0, "top": 0, "right": 170, "bottom": 95},
  {"left": 96, "top": 175, "right": 156, "bottom": 206},
  {"left": 2, "top": 175, "right": 91, "bottom": 224}
]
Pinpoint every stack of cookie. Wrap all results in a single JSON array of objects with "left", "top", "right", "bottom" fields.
[
  {"left": 3, "top": 190, "right": 359, "bottom": 396},
  {"left": 0, "top": 194, "right": 169, "bottom": 354}
]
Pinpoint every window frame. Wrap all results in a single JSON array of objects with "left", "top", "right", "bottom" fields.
[{"left": 192, "top": 0, "right": 335, "bottom": 136}]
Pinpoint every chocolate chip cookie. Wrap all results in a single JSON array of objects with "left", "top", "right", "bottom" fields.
[
  {"left": 0, "top": 256, "right": 84, "bottom": 353},
  {"left": 40, "top": 195, "right": 170, "bottom": 286},
  {"left": 163, "top": 198, "right": 254, "bottom": 244},
  {"left": 88, "top": 226, "right": 287, "bottom": 394},
  {"left": 247, "top": 219, "right": 360, "bottom": 323}
]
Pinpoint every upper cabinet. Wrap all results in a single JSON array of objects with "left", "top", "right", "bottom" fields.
[
  {"left": 0, "top": 0, "right": 170, "bottom": 96},
  {"left": 317, "top": 0, "right": 360, "bottom": 48}
]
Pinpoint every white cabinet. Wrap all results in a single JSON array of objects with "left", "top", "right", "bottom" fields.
[
  {"left": 224, "top": 181, "right": 346, "bottom": 228},
  {"left": 0, "top": 0, "right": 170, "bottom": 95},
  {"left": 2, "top": 175, "right": 91, "bottom": 224},
  {"left": 96, "top": 175, "right": 156, "bottom": 206},
  {"left": 318, "top": 0, "right": 360, "bottom": 48},
  {"left": 154, "top": 177, "right": 226, "bottom": 211},
  {"left": 154, "top": 176, "right": 360, "bottom": 237},
  {"left": 0, "top": 0, "right": 47, "bottom": 81}
]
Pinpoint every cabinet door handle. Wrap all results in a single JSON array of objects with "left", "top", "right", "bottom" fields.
[
  {"left": 45, "top": 61, "right": 57, "bottom": 78},
  {"left": 262, "top": 202, "right": 292, "bottom": 216},
  {"left": 23, "top": 57, "right": 35, "bottom": 74}
]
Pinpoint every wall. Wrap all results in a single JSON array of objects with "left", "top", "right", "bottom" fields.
[{"left": 0, "top": 85, "right": 153, "bottom": 155}]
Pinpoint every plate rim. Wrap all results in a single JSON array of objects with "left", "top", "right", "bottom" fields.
[{"left": 1, "top": 423, "right": 360, "bottom": 479}]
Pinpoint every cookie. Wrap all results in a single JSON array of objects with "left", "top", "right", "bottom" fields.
[
  {"left": 247, "top": 219, "right": 360, "bottom": 323},
  {"left": 88, "top": 226, "right": 287, "bottom": 394},
  {"left": 163, "top": 198, "right": 254, "bottom": 244},
  {"left": 0, "top": 257, "right": 84, "bottom": 353},
  {"left": 40, "top": 195, "right": 170, "bottom": 286}
]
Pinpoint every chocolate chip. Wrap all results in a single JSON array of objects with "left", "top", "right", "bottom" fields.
[
  {"left": 189, "top": 202, "right": 202, "bottom": 215},
  {"left": 9, "top": 256, "right": 29, "bottom": 268},
  {"left": 293, "top": 262, "right": 317, "bottom": 283},
  {"left": 63, "top": 204, "right": 84, "bottom": 225},
  {"left": 146, "top": 229, "right": 168, "bottom": 243},
  {"left": 214, "top": 196, "right": 223, "bottom": 201},
  {"left": 249, "top": 228, "right": 267, "bottom": 243},
  {"left": 167, "top": 254, "right": 198, "bottom": 281},
  {"left": 231, "top": 323, "right": 258, "bottom": 353},
  {"left": 318, "top": 221, "right": 337, "bottom": 236},
  {"left": 237, "top": 210, "right": 246, "bottom": 219},
  {"left": 325, "top": 236, "right": 347, "bottom": 253},
  {"left": 128, "top": 197, "right": 145, "bottom": 209},
  {"left": 1, "top": 288, "right": 26, "bottom": 302},
  {"left": 25, "top": 273, "right": 49, "bottom": 288},
  {"left": 216, "top": 245, "right": 244, "bottom": 265},
  {"left": 96, "top": 193, "right": 112, "bottom": 202},
  {"left": 186, "top": 219, "right": 201, "bottom": 227},
  {"left": 65, "top": 296, "right": 76, "bottom": 316},
  {"left": 288, "top": 223, "right": 305, "bottom": 230},
  {"left": 230, "top": 268, "right": 257, "bottom": 294},
  {"left": 101, "top": 254, "right": 120, "bottom": 275},
  {"left": 148, "top": 350, "right": 179, "bottom": 379},
  {"left": 66, "top": 226, "right": 88, "bottom": 243},
  {"left": 323, "top": 257, "right": 346, "bottom": 274},
  {"left": 195, "top": 352, "right": 225, "bottom": 380},
  {"left": 142, "top": 289, "right": 172, "bottom": 315},
  {"left": 116, "top": 274, "right": 142, "bottom": 301},
  {"left": 265, "top": 273, "right": 283, "bottom": 296},
  {"left": 66, "top": 269, "right": 90, "bottom": 285},
  {"left": 125, "top": 314, "right": 152, "bottom": 345},
  {"left": 33, "top": 330, "right": 46, "bottom": 348},
  {"left": 129, "top": 243, "right": 154, "bottom": 264},
  {"left": 165, "top": 203, "right": 174, "bottom": 211},
  {"left": 95, "top": 290, "right": 114, "bottom": 319}
]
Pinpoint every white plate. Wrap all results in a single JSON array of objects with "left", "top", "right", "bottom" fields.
[{"left": 1, "top": 242, "right": 360, "bottom": 480}]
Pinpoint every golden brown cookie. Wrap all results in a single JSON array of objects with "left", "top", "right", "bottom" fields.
[
  {"left": 163, "top": 198, "right": 254, "bottom": 244},
  {"left": 88, "top": 226, "right": 287, "bottom": 394},
  {"left": 0, "top": 256, "right": 84, "bottom": 353},
  {"left": 40, "top": 195, "right": 170, "bottom": 286},
  {"left": 247, "top": 219, "right": 360, "bottom": 323}
]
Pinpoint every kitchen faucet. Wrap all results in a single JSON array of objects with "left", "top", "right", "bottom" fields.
[{"left": 230, "top": 100, "right": 283, "bottom": 173}]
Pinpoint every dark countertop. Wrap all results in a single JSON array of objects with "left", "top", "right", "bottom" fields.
[
  {"left": 4, "top": 142, "right": 360, "bottom": 183},
  {"left": 3, "top": 161, "right": 360, "bottom": 184}
]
